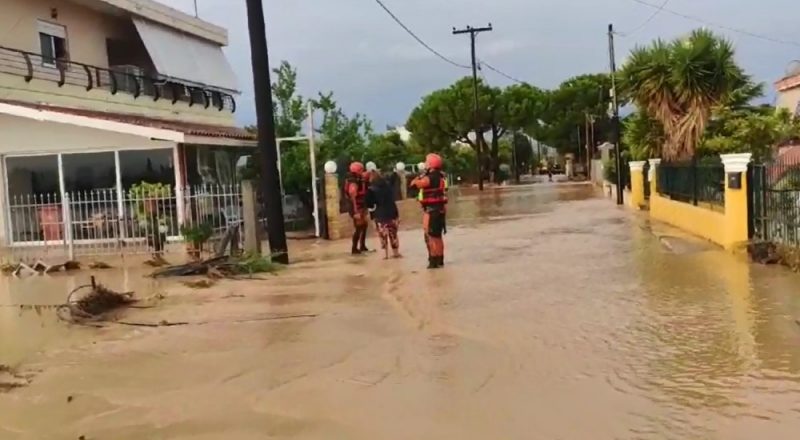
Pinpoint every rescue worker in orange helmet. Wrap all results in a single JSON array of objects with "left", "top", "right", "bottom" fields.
[
  {"left": 344, "top": 162, "right": 370, "bottom": 255},
  {"left": 410, "top": 153, "right": 448, "bottom": 269}
]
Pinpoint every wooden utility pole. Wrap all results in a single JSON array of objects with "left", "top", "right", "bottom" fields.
[
  {"left": 453, "top": 24, "right": 492, "bottom": 190},
  {"left": 245, "top": 0, "right": 289, "bottom": 263},
  {"left": 608, "top": 23, "right": 624, "bottom": 205}
]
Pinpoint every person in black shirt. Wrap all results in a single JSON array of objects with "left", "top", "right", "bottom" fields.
[{"left": 366, "top": 171, "right": 401, "bottom": 259}]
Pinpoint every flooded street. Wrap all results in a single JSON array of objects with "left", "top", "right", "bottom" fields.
[{"left": 2, "top": 183, "right": 800, "bottom": 439}]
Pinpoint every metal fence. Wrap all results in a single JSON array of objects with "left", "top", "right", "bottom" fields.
[
  {"left": 6, "top": 184, "right": 243, "bottom": 261},
  {"left": 750, "top": 155, "right": 800, "bottom": 245},
  {"left": 657, "top": 159, "right": 725, "bottom": 208}
]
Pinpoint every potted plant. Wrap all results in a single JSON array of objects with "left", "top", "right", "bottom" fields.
[
  {"left": 181, "top": 223, "right": 213, "bottom": 260},
  {"left": 130, "top": 181, "right": 173, "bottom": 254}
]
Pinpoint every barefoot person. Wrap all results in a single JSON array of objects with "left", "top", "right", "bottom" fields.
[
  {"left": 366, "top": 171, "right": 401, "bottom": 259},
  {"left": 344, "top": 162, "right": 370, "bottom": 255},
  {"left": 411, "top": 153, "right": 448, "bottom": 269}
]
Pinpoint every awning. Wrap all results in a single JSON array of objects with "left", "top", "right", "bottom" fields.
[{"left": 133, "top": 17, "right": 239, "bottom": 93}]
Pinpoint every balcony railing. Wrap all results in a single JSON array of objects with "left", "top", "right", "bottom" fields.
[{"left": 0, "top": 45, "right": 236, "bottom": 113}]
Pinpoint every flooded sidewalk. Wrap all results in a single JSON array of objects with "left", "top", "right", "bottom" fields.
[{"left": 1, "top": 183, "right": 800, "bottom": 439}]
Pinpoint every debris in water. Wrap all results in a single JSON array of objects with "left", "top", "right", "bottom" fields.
[
  {"left": 182, "top": 279, "right": 217, "bottom": 289},
  {"left": 60, "top": 276, "right": 136, "bottom": 322},
  {"left": 144, "top": 256, "right": 169, "bottom": 267},
  {"left": 67, "top": 395, "right": 74, "bottom": 403},
  {"left": 0, "top": 365, "right": 30, "bottom": 393},
  {"left": 88, "top": 261, "right": 112, "bottom": 270},
  {"left": 150, "top": 255, "right": 280, "bottom": 279},
  {"left": 748, "top": 242, "right": 780, "bottom": 265}
]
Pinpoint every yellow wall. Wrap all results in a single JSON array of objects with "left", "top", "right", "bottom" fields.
[
  {"left": 649, "top": 172, "right": 749, "bottom": 250},
  {"left": 650, "top": 193, "right": 728, "bottom": 246},
  {"left": 628, "top": 168, "right": 645, "bottom": 209},
  {"left": 0, "top": 0, "right": 128, "bottom": 68}
]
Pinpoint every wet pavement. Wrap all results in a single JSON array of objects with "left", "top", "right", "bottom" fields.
[{"left": 1, "top": 183, "right": 800, "bottom": 439}]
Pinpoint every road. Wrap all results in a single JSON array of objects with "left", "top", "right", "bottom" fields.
[{"left": 1, "top": 183, "right": 799, "bottom": 439}]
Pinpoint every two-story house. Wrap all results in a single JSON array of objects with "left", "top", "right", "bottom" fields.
[{"left": 0, "top": 0, "right": 257, "bottom": 254}]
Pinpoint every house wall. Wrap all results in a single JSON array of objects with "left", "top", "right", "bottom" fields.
[
  {"left": 0, "top": 0, "right": 238, "bottom": 127},
  {"left": 0, "top": 114, "right": 179, "bottom": 246},
  {"left": 0, "top": 0, "right": 129, "bottom": 68},
  {"left": 776, "top": 86, "right": 800, "bottom": 114}
]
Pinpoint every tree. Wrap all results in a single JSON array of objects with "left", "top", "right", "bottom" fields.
[
  {"left": 312, "top": 91, "right": 373, "bottom": 165},
  {"left": 407, "top": 78, "right": 548, "bottom": 182},
  {"left": 366, "top": 131, "right": 407, "bottom": 170},
  {"left": 623, "top": 111, "right": 665, "bottom": 160},
  {"left": 701, "top": 107, "right": 800, "bottom": 162},
  {"left": 406, "top": 77, "right": 494, "bottom": 152},
  {"left": 272, "top": 61, "right": 307, "bottom": 137},
  {"left": 537, "top": 74, "right": 613, "bottom": 155},
  {"left": 620, "top": 29, "right": 751, "bottom": 161},
  {"left": 243, "top": 61, "right": 310, "bottom": 198}
]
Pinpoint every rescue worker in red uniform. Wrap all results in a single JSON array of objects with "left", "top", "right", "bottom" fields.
[
  {"left": 345, "top": 162, "right": 370, "bottom": 254},
  {"left": 411, "top": 153, "right": 448, "bottom": 269}
]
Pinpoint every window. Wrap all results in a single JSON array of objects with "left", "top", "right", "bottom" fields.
[{"left": 37, "top": 20, "right": 68, "bottom": 67}]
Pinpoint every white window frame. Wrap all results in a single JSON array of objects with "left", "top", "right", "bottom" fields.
[{"left": 36, "top": 20, "right": 67, "bottom": 68}]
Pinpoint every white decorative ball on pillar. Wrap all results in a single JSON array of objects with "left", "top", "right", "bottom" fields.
[
  {"left": 395, "top": 162, "right": 405, "bottom": 172},
  {"left": 366, "top": 161, "right": 377, "bottom": 172},
  {"left": 324, "top": 161, "right": 337, "bottom": 174}
]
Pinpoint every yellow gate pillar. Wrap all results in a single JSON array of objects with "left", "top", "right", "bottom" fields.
[
  {"left": 720, "top": 153, "right": 752, "bottom": 250},
  {"left": 648, "top": 158, "right": 661, "bottom": 197},
  {"left": 628, "top": 161, "right": 646, "bottom": 209}
]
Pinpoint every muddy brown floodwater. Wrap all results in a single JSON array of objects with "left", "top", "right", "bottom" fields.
[{"left": 1, "top": 183, "right": 800, "bottom": 439}]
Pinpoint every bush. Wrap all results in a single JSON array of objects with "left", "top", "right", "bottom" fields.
[{"left": 602, "top": 158, "right": 617, "bottom": 182}]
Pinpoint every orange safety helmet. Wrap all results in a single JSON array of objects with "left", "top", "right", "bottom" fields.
[
  {"left": 349, "top": 162, "right": 365, "bottom": 174},
  {"left": 425, "top": 153, "right": 443, "bottom": 170}
]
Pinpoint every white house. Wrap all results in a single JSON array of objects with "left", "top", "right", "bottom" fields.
[{"left": 0, "top": 0, "right": 255, "bottom": 255}]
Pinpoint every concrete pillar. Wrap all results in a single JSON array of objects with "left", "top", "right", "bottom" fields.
[
  {"left": 324, "top": 163, "right": 344, "bottom": 240},
  {"left": 628, "top": 161, "right": 646, "bottom": 209},
  {"left": 398, "top": 171, "right": 408, "bottom": 200},
  {"left": 565, "top": 154, "right": 574, "bottom": 179},
  {"left": 241, "top": 180, "right": 261, "bottom": 255},
  {"left": 720, "top": 153, "right": 752, "bottom": 250},
  {"left": 648, "top": 158, "right": 661, "bottom": 197}
]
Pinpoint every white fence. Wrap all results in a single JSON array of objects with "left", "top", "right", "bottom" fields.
[{"left": 6, "top": 184, "right": 244, "bottom": 261}]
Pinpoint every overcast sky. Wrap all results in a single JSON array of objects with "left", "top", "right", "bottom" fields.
[{"left": 162, "top": 0, "right": 798, "bottom": 129}]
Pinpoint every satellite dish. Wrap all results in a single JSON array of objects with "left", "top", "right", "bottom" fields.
[{"left": 786, "top": 60, "right": 800, "bottom": 77}]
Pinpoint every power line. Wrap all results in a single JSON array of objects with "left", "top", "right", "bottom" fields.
[
  {"left": 373, "top": 0, "right": 470, "bottom": 69},
  {"left": 618, "top": 0, "right": 670, "bottom": 36},
  {"left": 480, "top": 61, "right": 527, "bottom": 85},
  {"left": 625, "top": 0, "right": 800, "bottom": 47}
]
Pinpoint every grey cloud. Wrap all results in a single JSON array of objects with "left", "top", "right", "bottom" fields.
[{"left": 162, "top": 0, "right": 797, "bottom": 128}]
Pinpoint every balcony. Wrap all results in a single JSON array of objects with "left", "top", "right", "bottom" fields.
[{"left": 0, "top": 45, "right": 237, "bottom": 113}]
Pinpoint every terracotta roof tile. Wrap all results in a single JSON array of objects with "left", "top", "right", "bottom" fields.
[{"left": 0, "top": 99, "right": 256, "bottom": 141}]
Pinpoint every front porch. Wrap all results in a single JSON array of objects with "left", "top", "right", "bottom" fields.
[{"left": 0, "top": 103, "right": 257, "bottom": 262}]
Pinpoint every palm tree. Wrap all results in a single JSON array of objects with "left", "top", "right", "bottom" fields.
[{"left": 620, "top": 29, "right": 750, "bottom": 161}]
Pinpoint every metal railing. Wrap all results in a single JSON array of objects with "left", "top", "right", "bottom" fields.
[
  {"left": 751, "top": 155, "right": 800, "bottom": 245},
  {"left": 657, "top": 159, "right": 725, "bottom": 208},
  {"left": 6, "top": 184, "right": 244, "bottom": 261},
  {"left": 0, "top": 45, "right": 236, "bottom": 113}
]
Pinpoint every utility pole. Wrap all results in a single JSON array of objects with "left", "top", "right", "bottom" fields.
[
  {"left": 245, "top": 0, "right": 289, "bottom": 264},
  {"left": 608, "top": 23, "right": 624, "bottom": 206},
  {"left": 453, "top": 24, "right": 492, "bottom": 191},
  {"left": 193, "top": 0, "right": 199, "bottom": 17}
]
